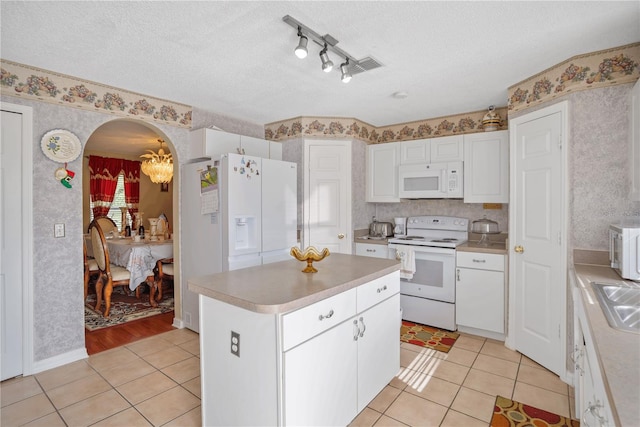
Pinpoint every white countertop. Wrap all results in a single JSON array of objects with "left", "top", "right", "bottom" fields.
[
  {"left": 188, "top": 253, "right": 400, "bottom": 314},
  {"left": 573, "top": 264, "right": 640, "bottom": 426}
]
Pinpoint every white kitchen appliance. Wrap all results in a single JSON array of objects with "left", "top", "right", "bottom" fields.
[
  {"left": 388, "top": 215, "right": 469, "bottom": 330},
  {"left": 610, "top": 219, "right": 640, "bottom": 281},
  {"left": 398, "top": 161, "right": 463, "bottom": 199},
  {"left": 393, "top": 217, "right": 406, "bottom": 237},
  {"left": 182, "top": 153, "right": 298, "bottom": 331}
]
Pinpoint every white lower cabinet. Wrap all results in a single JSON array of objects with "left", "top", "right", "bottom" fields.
[
  {"left": 455, "top": 252, "right": 505, "bottom": 338},
  {"left": 200, "top": 271, "right": 400, "bottom": 426},
  {"left": 355, "top": 242, "right": 388, "bottom": 258},
  {"left": 284, "top": 317, "right": 358, "bottom": 426},
  {"left": 573, "top": 283, "right": 615, "bottom": 427}
]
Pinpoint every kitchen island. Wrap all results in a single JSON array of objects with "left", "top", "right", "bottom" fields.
[{"left": 188, "top": 253, "right": 401, "bottom": 426}]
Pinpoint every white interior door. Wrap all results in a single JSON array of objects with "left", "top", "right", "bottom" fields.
[
  {"left": 1, "top": 109, "right": 24, "bottom": 380},
  {"left": 304, "top": 141, "right": 352, "bottom": 253},
  {"left": 508, "top": 102, "right": 567, "bottom": 377}
]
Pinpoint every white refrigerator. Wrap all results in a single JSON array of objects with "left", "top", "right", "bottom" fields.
[{"left": 181, "top": 153, "right": 297, "bottom": 331}]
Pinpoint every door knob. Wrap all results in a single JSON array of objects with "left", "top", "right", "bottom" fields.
[
  {"left": 338, "top": 233, "right": 345, "bottom": 239},
  {"left": 514, "top": 245, "right": 524, "bottom": 253}
]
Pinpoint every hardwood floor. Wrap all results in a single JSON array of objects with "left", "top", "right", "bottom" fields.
[
  {"left": 85, "top": 311, "right": 176, "bottom": 355},
  {"left": 84, "top": 280, "right": 177, "bottom": 355}
]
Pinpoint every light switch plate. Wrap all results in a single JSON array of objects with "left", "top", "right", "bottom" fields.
[{"left": 54, "top": 223, "right": 65, "bottom": 238}]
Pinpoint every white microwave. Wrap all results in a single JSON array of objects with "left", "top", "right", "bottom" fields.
[
  {"left": 398, "top": 161, "right": 463, "bottom": 199},
  {"left": 610, "top": 221, "right": 640, "bottom": 281}
]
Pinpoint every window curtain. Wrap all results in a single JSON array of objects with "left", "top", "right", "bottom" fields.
[
  {"left": 122, "top": 159, "right": 141, "bottom": 223},
  {"left": 88, "top": 155, "right": 122, "bottom": 218}
]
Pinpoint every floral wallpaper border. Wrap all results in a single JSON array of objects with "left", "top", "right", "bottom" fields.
[
  {"left": 0, "top": 59, "right": 193, "bottom": 128},
  {"left": 508, "top": 42, "right": 640, "bottom": 113},
  {"left": 265, "top": 107, "right": 509, "bottom": 144}
]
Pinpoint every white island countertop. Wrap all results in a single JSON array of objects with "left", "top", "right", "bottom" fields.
[{"left": 188, "top": 253, "right": 400, "bottom": 314}]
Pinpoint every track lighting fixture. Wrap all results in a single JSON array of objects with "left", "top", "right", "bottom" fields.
[
  {"left": 294, "top": 27, "right": 308, "bottom": 59},
  {"left": 340, "top": 59, "right": 352, "bottom": 83},
  {"left": 319, "top": 45, "right": 333, "bottom": 73},
  {"left": 283, "top": 15, "right": 383, "bottom": 83}
]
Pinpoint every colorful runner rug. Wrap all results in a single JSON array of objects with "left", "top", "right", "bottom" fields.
[
  {"left": 491, "top": 395, "right": 579, "bottom": 427},
  {"left": 400, "top": 320, "right": 460, "bottom": 353}
]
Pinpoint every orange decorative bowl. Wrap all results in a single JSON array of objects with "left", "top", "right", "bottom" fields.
[{"left": 290, "top": 246, "right": 330, "bottom": 273}]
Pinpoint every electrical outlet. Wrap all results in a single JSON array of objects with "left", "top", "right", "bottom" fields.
[
  {"left": 54, "top": 223, "right": 65, "bottom": 238},
  {"left": 231, "top": 331, "right": 240, "bottom": 357}
]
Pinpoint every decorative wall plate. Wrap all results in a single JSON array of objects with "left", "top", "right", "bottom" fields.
[{"left": 41, "top": 129, "right": 81, "bottom": 163}]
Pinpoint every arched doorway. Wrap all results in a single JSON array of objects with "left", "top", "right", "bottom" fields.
[{"left": 83, "top": 118, "right": 178, "bottom": 353}]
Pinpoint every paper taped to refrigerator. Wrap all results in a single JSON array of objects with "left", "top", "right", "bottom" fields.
[{"left": 199, "top": 166, "right": 219, "bottom": 214}]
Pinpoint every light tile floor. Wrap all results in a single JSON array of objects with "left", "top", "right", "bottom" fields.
[{"left": 1, "top": 330, "right": 576, "bottom": 426}]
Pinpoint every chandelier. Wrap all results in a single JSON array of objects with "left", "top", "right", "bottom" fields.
[{"left": 140, "top": 139, "right": 173, "bottom": 184}]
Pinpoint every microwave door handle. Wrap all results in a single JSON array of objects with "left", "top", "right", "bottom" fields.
[{"left": 441, "top": 169, "right": 447, "bottom": 193}]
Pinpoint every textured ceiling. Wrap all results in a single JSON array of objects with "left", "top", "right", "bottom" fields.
[{"left": 2, "top": 1, "right": 639, "bottom": 154}]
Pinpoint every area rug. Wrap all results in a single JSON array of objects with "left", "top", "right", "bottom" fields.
[
  {"left": 85, "top": 289, "right": 174, "bottom": 331},
  {"left": 400, "top": 320, "right": 460, "bottom": 353},
  {"left": 491, "top": 395, "right": 579, "bottom": 427}
]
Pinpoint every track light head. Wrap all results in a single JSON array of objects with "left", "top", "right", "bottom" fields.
[
  {"left": 320, "top": 45, "right": 333, "bottom": 73},
  {"left": 340, "top": 59, "right": 352, "bottom": 83},
  {"left": 294, "top": 27, "right": 308, "bottom": 59}
]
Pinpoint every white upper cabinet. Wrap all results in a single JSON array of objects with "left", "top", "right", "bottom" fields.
[
  {"left": 241, "top": 135, "right": 270, "bottom": 158},
  {"left": 400, "top": 139, "right": 430, "bottom": 164},
  {"left": 188, "top": 128, "right": 270, "bottom": 159},
  {"left": 366, "top": 142, "right": 401, "bottom": 202},
  {"left": 629, "top": 79, "right": 640, "bottom": 201},
  {"left": 463, "top": 130, "right": 509, "bottom": 203},
  {"left": 269, "top": 141, "right": 283, "bottom": 160},
  {"left": 431, "top": 135, "right": 464, "bottom": 162}
]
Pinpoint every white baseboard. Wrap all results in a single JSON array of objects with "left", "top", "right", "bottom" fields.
[
  {"left": 457, "top": 325, "right": 506, "bottom": 342},
  {"left": 30, "top": 348, "right": 88, "bottom": 375},
  {"left": 172, "top": 317, "right": 184, "bottom": 329}
]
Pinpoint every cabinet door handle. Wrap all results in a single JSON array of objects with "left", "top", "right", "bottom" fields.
[
  {"left": 367, "top": 249, "right": 376, "bottom": 252},
  {"left": 456, "top": 269, "right": 460, "bottom": 281},
  {"left": 377, "top": 285, "right": 388, "bottom": 293},
  {"left": 472, "top": 259, "right": 486, "bottom": 263},
  {"left": 353, "top": 319, "right": 360, "bottom": 341},
  {"left": 358, "top": 317, "right": 366, "bottom": 338},
  {"left": 318, "top": 309, "right": 334, "bottom": 321}
]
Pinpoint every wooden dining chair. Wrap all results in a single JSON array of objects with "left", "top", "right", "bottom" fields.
[
  {"left": 83, "top": 237, "right": 100, "bottom": 302},
  {"left": 154, "top": 258, "right": 174, "bottom": 302},
  {"left": 88, "top": 216, "right": 118, "bottom": 235},
  {"left": 89, "top": 221, "right": 131, "bottom": 317}
]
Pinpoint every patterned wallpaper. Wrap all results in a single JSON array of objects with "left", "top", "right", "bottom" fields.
[
  {"left": 508, "top": 42, "right": 640, "bottom": 114},
  {"left": 264, "top": 108, "right": 509, "bottom": 144},
  {"left": 0, "top": 59, "right": 193, "bottom": 129}
]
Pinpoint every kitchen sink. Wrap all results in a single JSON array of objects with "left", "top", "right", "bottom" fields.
[{"left": 591, "top": 282, "right": 640, "bottom": 334}]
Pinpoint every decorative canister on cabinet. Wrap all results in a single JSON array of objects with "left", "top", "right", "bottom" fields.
[{"left": 482, "top": 105, "right": 502, "bottom": 132}]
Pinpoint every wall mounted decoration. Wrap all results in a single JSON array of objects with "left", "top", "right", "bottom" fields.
[{"left": 41, "top": 129, "right": 81, "bottom": 163}]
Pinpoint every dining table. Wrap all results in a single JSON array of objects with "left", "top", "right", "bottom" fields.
[{"left": 85, "top": 234, "right": 173, "bottom": 306}]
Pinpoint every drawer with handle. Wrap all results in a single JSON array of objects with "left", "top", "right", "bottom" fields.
[
  {"left": 281, "top": 288, "right": 357, "bottom": 351},
  {"left": 456, "top": 252, "right": 504, "bottom": 271},
  {"left": 355, "top": 242, "right": 389, "bottom": 259},
  {"left": 357, "top": 271, "right": 400, "bottom": 312}
]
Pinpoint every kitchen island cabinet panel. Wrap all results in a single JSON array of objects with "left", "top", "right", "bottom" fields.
[
  {"left": 191, "top": 256, "right": 400, "bottom": 426},
  {"left": 284, "top": 317, "right": 358, "bottom": 426},
  {"left": 199, "top": 296, "right": 279, "bottom": 426},
  {"left": 357, "top": 293, "right": 401, "bottom": 411}
]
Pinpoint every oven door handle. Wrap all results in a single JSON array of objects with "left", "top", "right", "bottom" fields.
[{"left": 389, "top": 244, "right": 456, "bottom": 256}]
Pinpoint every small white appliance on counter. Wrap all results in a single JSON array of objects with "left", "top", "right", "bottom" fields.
[
  {"left": 398, "top": 161, "right": 463, "bottom": 199},
  {"left": 182, "top": 153, "right": 297, "bottom": 331},
  {"left": 393, "top": 217, "right": 406, "bottom": 237},
  {"left": 610, "top": 219, "right": 640, "bottom": 281},
  {"left": 388, "top": 215, "right": 469, "bottom": 330}
]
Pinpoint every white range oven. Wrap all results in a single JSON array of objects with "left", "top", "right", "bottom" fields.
[{"left": 388, "top": 215, "right": 469, "bottom": 331}]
